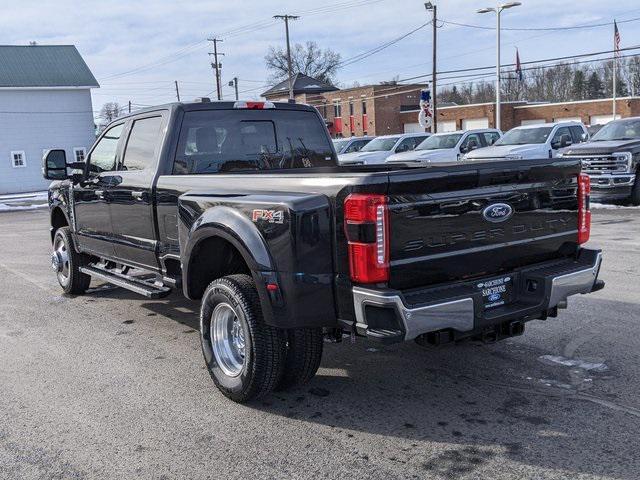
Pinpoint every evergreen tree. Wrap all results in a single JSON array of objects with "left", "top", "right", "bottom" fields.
[
  {"left": 571, "top": 69, "right": 586, "bottom": 100},
  {"left": 586, "top": 71, "right": 605, "bottom": 99}
]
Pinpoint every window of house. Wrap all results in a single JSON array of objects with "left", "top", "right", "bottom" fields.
[
  {"left": 73, "top": 147, "right": 87, "bottom": 163},
  {"left": 11, "top": 151, "right": 26, "bottom": 168},
  {"left": 333, "top": 102, "right": 342, "bottom": 117},
  {"left": 349, "top": 101, "right": 354, "bottom": 116},
  {"left": 121, "top": 116, "right": 163, "bottom": 171},
  {"left": 361, "top": 99, "right": 367, "bottom": 115}
]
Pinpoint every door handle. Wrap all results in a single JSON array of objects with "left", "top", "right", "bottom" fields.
[
  {"left": 131, "top": 191, "right": 146, "bottom": 201},
  {"left": 95, "top": 190, "right": 105, "bottom": 199}
]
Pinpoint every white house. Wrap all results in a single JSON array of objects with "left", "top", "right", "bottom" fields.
[{"left": 0, "top": 45, "right": 99, "bottom": 194}]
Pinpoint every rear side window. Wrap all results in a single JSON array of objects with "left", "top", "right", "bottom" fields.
[
  {"left": 173, "top": 109, "right": 335, "bottom": 174},
  {"left": 121, "top": 116, "right": 163, "bottom": 171},
  {"left": 483, "top": 131, "right": 500, "bottom": 145},
  {"left": 569, "top": 126, "right": 586, "bottom": 143}
]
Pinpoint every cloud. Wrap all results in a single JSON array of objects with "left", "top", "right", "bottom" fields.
[{"left": 3, "top": 0, "right": 639, "bottom": 110}]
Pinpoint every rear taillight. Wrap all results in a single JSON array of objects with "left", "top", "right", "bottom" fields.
[
  {"left": 578, "top": 173, "right": 591, "bottom": 244},
  {"left": 344, "top": 194, "right": 389, "bottom": 283}
]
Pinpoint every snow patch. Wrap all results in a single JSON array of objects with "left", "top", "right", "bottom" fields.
[
  {"left": 0, "top": 203, "right": 48, "bottom": 212},
  {"left": 591, "top": 202, "right": 640, "bottom": 210},
  {"left": 539, "top": 354, "right": 608, "bottom": 372}
]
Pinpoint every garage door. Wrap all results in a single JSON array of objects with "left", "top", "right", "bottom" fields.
[
  {"left": 437, "top": 120, "right": 456, "bottom": 133},
  {"left": 590, "top": 114, "right": 621, "bottom": 125},
  {"left": 403, "top": 122, "right": 427, "bottom": 133},
  {"left": 521, "top": 119, "right": 545, "bottom": 126},
  {"left": 462, "top": 118, "right": 489, "bottom": 130},
  {"left": 554, "top": 117, "right": 582, "bottom": 123}
]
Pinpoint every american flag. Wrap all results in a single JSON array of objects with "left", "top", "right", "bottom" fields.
[{"left": 614, "top": 20, "right": 621, "bottom": 58}]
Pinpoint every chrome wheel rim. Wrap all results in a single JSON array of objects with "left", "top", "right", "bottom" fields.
[
  {"left": 52, "top": 235, "right": 70, "bottom": 287},
  {"left": 210, "top": 303, "right": 246, "bottom": 377}
]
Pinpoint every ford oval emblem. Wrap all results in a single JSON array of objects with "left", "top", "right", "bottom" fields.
[
  {"left": 488, "top": 293, "right": 502, "bottom": 302},
  {"left": 482, "top": 203, "right": 513, "bottom": 223}
]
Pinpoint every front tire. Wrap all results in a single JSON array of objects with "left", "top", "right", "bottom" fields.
[
  {"left": 200, "top": 274, "right": 286, "bottom": 402},
  {"left": 51, "top": 227, "right": 91, "bottom": 295}
]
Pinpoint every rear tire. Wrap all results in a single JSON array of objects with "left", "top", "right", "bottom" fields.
[
  {"left": 277, "top": 328, "right": 323, "bottom": 391},
  {"left": 52, "top": 227, "right": 91, "bottom": 295},
  {"left": 200, "top": 274, "right": 286, "bottom": 402},
  {"left": 629, "top": 177, "right": 640, "bottom": 206}
]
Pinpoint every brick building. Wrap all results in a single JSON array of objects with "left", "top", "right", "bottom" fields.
[
  {"left": 399, "top": 97, "right": 640, "bottom": 133},
  {"left": 262, "top": 74, "right": 640, "bottom": 136},
  {"left": 263, "top": 78, "right": 424, "bottom": 137}
]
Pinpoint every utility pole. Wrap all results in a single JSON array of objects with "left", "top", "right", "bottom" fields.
[
  {"left": 128, "top": 100, "right": 131, "bottom": 113},
  {"left": 229, "top": 77, "right": 239, "bottom": 100},
  {"left": 174, "top": 80, "right": 181, "bottom": 102},
  {"left": 425, "top": 3, "right": 437, "bottom": 133},
  {"left": 207, "top": 37, "right": 225, "bottom": 100},
  {"left": 274, "top": 14, "right": 299, "bottom": 101}
]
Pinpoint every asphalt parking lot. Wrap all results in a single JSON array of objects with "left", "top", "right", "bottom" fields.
[{"left": 0, "top": 207, "right": 639, "bottom": 480}]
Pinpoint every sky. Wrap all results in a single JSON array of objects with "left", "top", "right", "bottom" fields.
[{"left": 3, "top": 0, "right": 640, "bottom": 118}]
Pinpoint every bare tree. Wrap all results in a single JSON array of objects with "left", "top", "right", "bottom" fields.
[
  {"left": 265, "top": 41, "right": 341, "bottom": 84},
  {"left": 98, "top": 102, "right": 123, "bottom": 127}
]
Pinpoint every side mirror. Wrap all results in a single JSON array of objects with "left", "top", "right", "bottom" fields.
[
  {"left": 42, "top": 149, "right": 68, "bottom": 180},
  {"left": 468, "top": 140, "right": 479, "bottom": 151},
  {"left": 459, "top": 145, "right": 469, "bottom": 154},
  {"left": 42, "top": 149, "right": 85, "bottom": 181},
  {"left": 560, "top": 134, "right": 572, "bottom": 148},
  {"left": 581, "top": 132, "right": 589, "bottom": 142}
]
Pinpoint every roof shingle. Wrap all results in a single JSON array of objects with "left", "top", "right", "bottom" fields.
[{"left": 0, "top": 45, "right": 99, "bottom": 88}]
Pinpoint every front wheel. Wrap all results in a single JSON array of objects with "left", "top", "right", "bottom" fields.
[
  {"left": 200, "top": 275, "right": 286, "bottom": 402},
  {"left": 51, "top": 227, "right": 91, "bottom": 294}
]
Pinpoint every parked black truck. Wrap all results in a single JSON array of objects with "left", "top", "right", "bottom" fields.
[
  {"left": 43, "top": 99, "right": 604, "bottom": 402},
  {"left": 562, "top": 116, "right": 640, "bottom": 204}
]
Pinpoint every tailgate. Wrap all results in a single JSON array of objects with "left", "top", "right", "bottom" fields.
[{"left": 386, "top": 159, "right": 581, "bottom": 290}]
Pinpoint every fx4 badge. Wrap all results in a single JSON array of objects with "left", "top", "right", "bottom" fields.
[{"left": 252, "top": 209, "right": 284, "bottom": 224}]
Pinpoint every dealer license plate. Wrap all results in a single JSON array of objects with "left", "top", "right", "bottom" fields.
[{"left": 476, "top": 276, "right": 513, "bottom": 309}]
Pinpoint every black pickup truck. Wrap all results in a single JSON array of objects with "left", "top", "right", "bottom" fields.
[
  {"left": 43, "top": 99, "right": 604, "bottom": 402},
  {"left": 562, "top": 116, "right": 640, "bottom": 204}
]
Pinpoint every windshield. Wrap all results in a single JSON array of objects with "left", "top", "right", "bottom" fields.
[
  {"left": 496, "top": 126, "right": 553, "bottom": 145},
  {"left": 332, "top": 139, "right": 350, "bottom": 151},
  {"left": 361, "top": 136, "right": 400, "bottom": 152},
  {"left": 416, "top": 133, "right": 463, "bottom": 150},
  {"left": 592, "top": 119, "right": 640, "bottom": 141}
]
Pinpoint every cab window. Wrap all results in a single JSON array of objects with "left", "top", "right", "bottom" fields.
[
  {"left": 89, "top": 124, "right": 124, "bottom": 174},
  {"left": 173, "top": 109, "right": 334, "bottom": 174},
  {"left": 121, "top": 116, "right": 163, "bottom": 171}
]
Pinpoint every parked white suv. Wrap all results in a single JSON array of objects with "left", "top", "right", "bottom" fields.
[
  {"left": 338, "top": 133, "right": 430, "bottom": 165},
  {"left": 463, "top": 121, "right": 589, "bottom": 161},
  {"left": 386, "top": 129, "right": 501, "bottom": 166}
]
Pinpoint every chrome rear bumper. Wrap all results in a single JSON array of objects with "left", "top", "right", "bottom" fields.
[{"left": 352, "top": 249, "right": 603, "bottom": 342}]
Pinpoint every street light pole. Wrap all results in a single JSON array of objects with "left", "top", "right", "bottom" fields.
[{"left": 477, "top": 2, "right": 521, "bottom": 131}]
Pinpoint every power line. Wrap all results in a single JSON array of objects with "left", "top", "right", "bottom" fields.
[
  {"left": 397, "top": 44, "right": 640, "bottom": 83},
  {"left": 440, "top": 14, "right": 640, "bottom": 32},
  {"left": 337, "top": 22, "right": 430, "bottom": 68}
]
